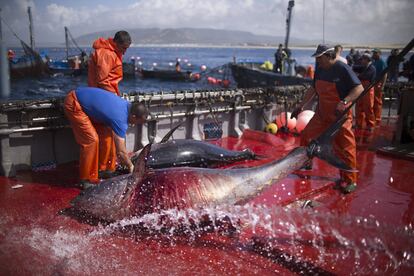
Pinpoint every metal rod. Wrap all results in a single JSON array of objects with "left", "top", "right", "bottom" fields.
[
  {"left": 284, "top": 0, "right": 295, "bottom": 50},
  {"left": 153, "top": 106, "right": 251, "bottom": 119},
  {"left": 322, "top": 0, "right": 326, "bottom": 43},
  {"left": 0, "top": 116, "right": 62, "bottom": 126},
  {"left": 27, "top": 7, "right": 35, "bottom": 50},
  {"left": 0, "top": 8, "right": 10, "bottom": 99},
  {"left": 0, "top": 125, "right": 69, "bottom": 136},
  {"left": 64, "top": 26, "right": 69, "bottom": 60}
]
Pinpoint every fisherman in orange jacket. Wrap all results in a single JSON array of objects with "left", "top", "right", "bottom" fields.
[
  {"left": 354, "top": 54, "right": 376, "bottom": 131},
  {"left": 292, "top": 45, "right": 364, "bottom": 194},
  {"left": 88, "top": 31, "right": 131, "bottom": 179},
  {"left": 64, "top": 87, "right": 147, "bottom": 189}
]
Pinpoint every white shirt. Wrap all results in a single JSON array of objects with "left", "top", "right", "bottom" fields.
[{"left": 336, "top": 55, "right": 348, "bottom": 64}]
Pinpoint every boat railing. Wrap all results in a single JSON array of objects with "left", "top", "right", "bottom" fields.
[{"left": 0, "top": 85, "right": 308, "bottom": 176}]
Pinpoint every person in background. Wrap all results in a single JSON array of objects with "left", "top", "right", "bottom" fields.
[
  {"left": 335, "top": 44, "right": 348, "bottom": 64},
  {"left": 292, "top": 44, "right": 364, "bottom": 194},
  {"left": 353, "top": 49, "right": 362, "bottom": 66},
  {"left": 354, "top": 54, "right": 376, "bottom": 131},
  {"left": 7, "top": 49, "right": 15, "bottom": 62},
  {"left": 87, "top": 30, "right": 132, "bottom": 179},
  {"left": 371, "top": 48, "right": 387, "bottom": 124},
  {"left": 274, "top": 44, "right": 287, "bottom": 74},
  {"left": 408, "top": 54, "right": 414, "bottom": 81},
  {"left": 305, "top": 65, "right": 315, "bottom": 79},
  {"left": 387, "top": 49, "right": 402, "bottom": 82},
  {"left": 175, "top": 58, "right": 181, "bottom": 72},
  {"left": 346, "top": 48, "right": 355, "bottom": 66},
  {"left": 64, "top": 87, "right": 148, "bottom": 189}
]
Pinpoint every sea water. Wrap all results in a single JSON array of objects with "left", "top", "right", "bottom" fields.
[{"left": 5, "top": 47, "right": 346, "bottom": 101}]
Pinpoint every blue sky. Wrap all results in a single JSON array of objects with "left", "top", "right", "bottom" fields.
[{"left": 1, "top": 0, "right": 413, "bottom": 46}]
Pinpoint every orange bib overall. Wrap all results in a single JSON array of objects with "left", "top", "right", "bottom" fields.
[
  {"left": 373, "top": 83, "right": 384, "bottom": 123},
  {"left": 355, "top": 79, "right": 375, "bottom": 129},
  {"left": 64, "top": 91, "right": 99, "bottom": 182},
  {"left": 88, "top": 38, "right": 124, "bottom": 173},
  {"left": 301, "top": 80, "right": 357, "bottom": 184}
]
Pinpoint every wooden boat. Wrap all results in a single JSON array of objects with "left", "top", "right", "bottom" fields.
[{"left": 9, "top": 42, "right": 49, "bottom": 79}]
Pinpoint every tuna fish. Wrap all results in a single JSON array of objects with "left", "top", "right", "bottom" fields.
[
  {"left": 139, "top": 139, "right": 257, "bottom": 169},
  {"left": 130, "top": 122, "right": 257, "bottom": 169},
  {"left": 71, "top": 128, "right": 354, "bottom": 222}
]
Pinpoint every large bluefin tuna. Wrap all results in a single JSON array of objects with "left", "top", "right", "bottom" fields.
[
  {"left": 140, "top": 139, "right": 256, "bottom": 169},
  {"left": 71, "top": 126, "right": 354, "bottom": 222},
  {"left": 130, "top": 123, "right": 257, "bottom": 169}
]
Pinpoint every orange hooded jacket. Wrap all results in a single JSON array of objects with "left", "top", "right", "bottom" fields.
[{"left": 88, "top": 38, "right": 123, "bottom": 95}]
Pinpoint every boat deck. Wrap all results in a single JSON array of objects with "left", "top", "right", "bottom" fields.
[{"left": 1, "top": 119, "right": 413, "bottom": 275}]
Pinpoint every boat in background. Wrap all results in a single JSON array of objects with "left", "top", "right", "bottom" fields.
[
  {"left": 139, "top": 68, "right": 194, "bottom": 81},
  {"left": 47, "top": 27, "right": 87, "bottom": 76},
  {"left": 9, "top": 40, "right": 49, "bottom": 79},
  {"left": 6, "top": 7, "right": 49, "bottom": 79},
  {"left": 231, "top": 61, "right": 312, "bottom": 88},
  {"left": 231, "top": 1, "right": 312, "bottom": 88}
]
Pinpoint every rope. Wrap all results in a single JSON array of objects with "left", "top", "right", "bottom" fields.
[
  {"left": 1, "top": 17, "right": 27, "bottom": 43},
  {"left": 66, "top": 28, "right": 83, "bottom": 53}
]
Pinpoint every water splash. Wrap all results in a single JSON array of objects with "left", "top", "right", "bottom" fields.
[{"left": 90, "top": 204, "right": 414, "bottom": 275}]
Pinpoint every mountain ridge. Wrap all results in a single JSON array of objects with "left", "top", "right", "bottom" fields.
[{"left": 75, "top": 27, "right": 312, "bottom": 47}]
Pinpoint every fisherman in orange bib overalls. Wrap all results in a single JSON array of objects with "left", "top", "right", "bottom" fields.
[
  {"left": 88, "top": 31, "right": 131, "bottom": 179},
  {"left": 64, "top": 87, "right": 147, "bottom": 189},
  {"left": 292, "top": 45, "right": 364, "bottom": 194},
  {"left": 354, "top": 54, "right": 376, "bottom": 131}
]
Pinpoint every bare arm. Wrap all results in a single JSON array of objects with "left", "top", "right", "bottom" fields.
[
  {"left": 336, "top": 84, "right": 364, "bottom": 113},
  {"left": 114, "top": 134, "right": 134, "bottom": 173},
  {"left": 343, "top": 84, "right": 364, "bottom": 103}
]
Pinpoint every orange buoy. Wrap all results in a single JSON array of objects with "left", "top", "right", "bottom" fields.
[{"left": 222, "top": 79, "right": 230, "bottom": 88}]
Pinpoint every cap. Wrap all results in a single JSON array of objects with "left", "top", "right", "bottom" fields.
[
  {"left": 372, "top": 48, "right": 381, "bottom": 54},
  {"left": 361, "top": 53, "right": 371, "bottom": 61},
  {"left": 311, "top": 44, "right": 335, "bottom": 57}
]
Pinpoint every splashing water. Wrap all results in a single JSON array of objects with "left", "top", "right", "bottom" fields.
[{"left": 88, "top": 204, "right": 414, "bottom": 275}]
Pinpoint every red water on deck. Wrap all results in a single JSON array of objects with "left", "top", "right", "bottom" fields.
[{"left": 1, "top": 120, "right": 413, "bottom": 275}]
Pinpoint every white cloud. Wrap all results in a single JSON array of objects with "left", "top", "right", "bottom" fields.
[{"left": 1, "top": 0, "right": 413, "bottom": 45}]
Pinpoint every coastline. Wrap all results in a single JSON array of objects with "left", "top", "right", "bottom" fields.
[{"left": 76, "top": 43, "right": 408, "bottom": 51}]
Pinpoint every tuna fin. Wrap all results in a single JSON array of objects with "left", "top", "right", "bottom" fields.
[
  {"left": 160, "top": 121, "right": 184, "bottom": 143},
  {"left": 133, "top": 143, "right": 152, "bottom": 177},
  {"left": 120, "top": 143, "right": 152, "bottom": 200}
]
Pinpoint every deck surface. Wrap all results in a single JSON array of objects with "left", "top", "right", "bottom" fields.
[{"left": 1, "top": 119, "right": 413, "bottom": 275}]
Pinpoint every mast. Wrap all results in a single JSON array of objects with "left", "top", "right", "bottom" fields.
[
  {"left": 284, "top": 0, "right": 295, "bottom": 50},
  {"left": 0, "top": 8, "right": 11, "bottom": 98},
  {"left": 27, "top": 6, "right": 35, "bottom": 49},
  {"left": 64, "top": 26, "right": 69, "bottom": 60},
  {"left": 322, "top": 0, "right": 326, "bottom": 43}
]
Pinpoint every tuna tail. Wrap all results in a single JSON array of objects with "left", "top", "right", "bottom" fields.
[{"left": 306, "top": 116, "right": 357, "bottom": 172}]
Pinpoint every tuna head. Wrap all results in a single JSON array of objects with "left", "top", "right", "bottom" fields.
[{"left": 70, "top": 144, "right": 152, "bottom": 222}]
